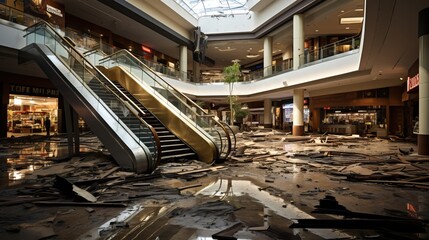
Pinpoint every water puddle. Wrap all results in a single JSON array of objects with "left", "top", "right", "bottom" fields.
[
  {"left": 197, "top": 178, "right": 351, "bottom": 239},
  {"left": 78, "top": 205, "right": 170, "bottom": 240},
  {"left": 78, "top": 205, "right": 144, "bottom": 240},
  {"left": 0, "top": 140, "right": 96, "bottom": 188}
]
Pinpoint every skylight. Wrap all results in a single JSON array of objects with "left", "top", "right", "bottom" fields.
[{"left": 175, "top": 0, "right": 249, "bottom": 18}]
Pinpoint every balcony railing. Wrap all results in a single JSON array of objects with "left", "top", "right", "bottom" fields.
[
  {"left": 299, "top": 35, "right": 361, "bottom": 66},
  {"left": 0, "top": 4, "right": 41, "bottom": 27},
  {"left": 0, "top": 3, "right": 361, "bottom": 85}
]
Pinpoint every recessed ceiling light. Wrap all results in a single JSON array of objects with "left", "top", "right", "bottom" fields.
[
  {"left": 246, "top": 54, "right": 259, "bottom": 58},
  {"left": 218, "top": 47, "right": 236, "bottom": 52},
  {"left": 315, "top": 29, "right": 319, "bottom": 32},
  {"left": 340, "top": 17, "right": 363, "bottom": 24},
  {"left": 341, "top": 10, "right": 345, "bottom": 13},
  {"left": 400, "top": 77, "right": 404, "bottom": 81},
  {"left": 345, "top": 27, "right": 350, "bottom": 30},
  {"left": 355, "top": 8, "right": 364, "bottom": 12}
]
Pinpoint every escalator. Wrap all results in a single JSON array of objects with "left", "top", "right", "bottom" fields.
[
  {"left": 94, "top": 49, "right": 234, "bottom": 164},
  {"left": 20, "top": 21, "right": 160, "bottom": 173}
]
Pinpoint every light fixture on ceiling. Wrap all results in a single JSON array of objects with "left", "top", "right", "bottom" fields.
[
  {"left": 315, "top": 29, "right": 319, "bottom": 32},
  {"left": 218, "top": 46, "right": 236, "bottom": 52},
  {"left": 340, "top": 17, "right": 363, "bottom": 24},
  {"left": 345, "top": 27, "right": 350, "bottom": 30},
  {"left": 246, "top": 48, "right": 259, "bottom": 58},
  {"left": 246, "top": 53, "right": 259, "bottom": 58}
]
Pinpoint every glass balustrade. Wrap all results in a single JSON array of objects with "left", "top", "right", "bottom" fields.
[
  {"left": 24, "top": 22, "right": 160, "bottom": 170},
  {"left": 99, "top": 50, "right": 231, "bottom": 159}
]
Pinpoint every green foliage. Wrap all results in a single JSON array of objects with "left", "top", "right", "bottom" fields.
[
  {"left": 233, "top": 103, "right": 249, "bottom": 119},
  {"left": 223, "top": 61, "right": 242, "bottom": 125},
  {"left": 223, "top": 61, "right": 241, "bottom": 84}
]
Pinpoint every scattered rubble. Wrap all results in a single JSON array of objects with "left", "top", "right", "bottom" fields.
[{"left": 0, "top": 131, "right": 428, "bottom": 239}]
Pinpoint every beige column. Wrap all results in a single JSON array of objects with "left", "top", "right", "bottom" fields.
[
  {"left": 293, "top": 89, "right": 304, "bottom": 136},
  {"left": 293, "top": 14, "right": 304, "bottom": 70},
  {"left": 180, "top": 45, "right": 187, "bottom": 81},
  {"left": 263, "top": 36, "right": 273, "bottom": 77},
  {"left": 263, "top": 99, "right": 272, "bottom": 128},
  {"left": 418, "top": 8, "right": 429, "bottom": 155}
]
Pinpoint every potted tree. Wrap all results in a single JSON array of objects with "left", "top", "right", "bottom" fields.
[{"left": 223, "top": 60, "right": 241, "bottom": 127}]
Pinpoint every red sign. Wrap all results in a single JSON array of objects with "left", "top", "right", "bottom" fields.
[
  {"left": 142, "top": 46, "right": 152, "bottom": 53},
  {"left": 407, "top": 73, "right": 419, "bottom": 92}
]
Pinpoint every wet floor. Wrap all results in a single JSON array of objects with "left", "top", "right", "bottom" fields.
[
  {"left": 0, "top": 132, "right": 428, "bottom": 240},
  {"left": 0, "top": 136, "right": 101, "bottom": 188},
  {"left": 197, "top": 178, "right": 350, "bottom": 239}
]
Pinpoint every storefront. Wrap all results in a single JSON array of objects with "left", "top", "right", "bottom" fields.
[
  {"left": 310, "top": 87, "right": 403, "bottom": 136},
  {"left": 7, "top": 94, "right": 58, "bottom": 136},
  {"left": 320, "top": 107, "right": 385, "bottom": 135},
  {"left": 282, "top": 99, "right": 310, "bottom": 132},
  {"left": 402, "top": 60, "right": 419, "bottom": 138}
]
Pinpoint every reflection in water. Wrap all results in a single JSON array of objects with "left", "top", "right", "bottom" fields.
[
  {"left": 1, "top": 141, "right": 63, "bottom": 188},
  {"left": 77, "top": 205, "right": 169, "bottom": 240},
  {"left": 198, "top": 179, "right": 351, "bottom": 239}
]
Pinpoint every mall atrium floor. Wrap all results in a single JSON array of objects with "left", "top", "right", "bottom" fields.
[{"left": 0, "top": 130, "right": 428, "bottom": 240}]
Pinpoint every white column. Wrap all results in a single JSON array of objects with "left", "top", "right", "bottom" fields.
[
  {"left": 418, "top": 8, "right": 429, "bottom": 155},
  {"left": 293, "top": 14, "right": 304, "bottom": 70},
  {"left": 293, "top": 89, "right": 304, "bottom": 136},
  {"left": 263, "top": 36, "right": 273, "bottom": 77},
  {"left": 180, "top": 45, "right": 187, "bottom": 81},
  {"left": 263, "top": 99, "right": 272, "bottom": 128}
]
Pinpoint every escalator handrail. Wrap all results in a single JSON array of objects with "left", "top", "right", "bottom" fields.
[
  {"left": 24, "top": 21, "right": 162, "bottom": 169},
  {"left": 101, "top": 49, "right": 210, "bottom": 116},
  {"left": 100, "top": 49, "right": 233, "bottom": 157},
  {"left": 220, "top": 121, "right": 236, "bottom": 151}
]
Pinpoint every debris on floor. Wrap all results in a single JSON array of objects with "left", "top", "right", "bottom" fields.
[{"left": 0, "top": 131, "right": 428, "bottom": 239}]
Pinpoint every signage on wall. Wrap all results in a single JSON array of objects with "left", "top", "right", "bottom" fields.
[
  {"left": 10, "top": 84, "right": 59, "bottom": 97},
  {"left": 46, "top": 4, "right": 63, "bottom": 17},
  {"left": 407, "top": 73, "right": 419, "bottom": 92}
]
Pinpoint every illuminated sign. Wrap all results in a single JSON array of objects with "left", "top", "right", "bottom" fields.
[
  {"left": 142, "top": 46, "right": 152, "bottom": 53},
  {"left": 10, "top": 84, "right": 59, "bottom": 97},
  {"left": 47, "top": 4, "right": 63, "bottom": 17},
  {"left": 407, "top": 73, "right": 419, "bottom": 92}
]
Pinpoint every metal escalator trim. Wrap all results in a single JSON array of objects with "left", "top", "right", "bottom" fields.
[
  {"left": 220, "top": 121, "right": 236, "bottom": 151},
  {"left": 21, "top": 43, "right": 148, "bottom": 172},
  {"left": 100, "top": 66, "right": 218, "bottom": 164},
  {"left": 24, "top": 21, "right": 161, "bottom": 172},
  {"left": 100, "top": 49, "right": 233, "bottom": 158},
  {"left": 146, "top": 123, "right": 162, "bottom": 169}
]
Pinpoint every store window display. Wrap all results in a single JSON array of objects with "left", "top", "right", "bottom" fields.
[{"left": 7, "top": 94, "right": 58, "bottom": 136}]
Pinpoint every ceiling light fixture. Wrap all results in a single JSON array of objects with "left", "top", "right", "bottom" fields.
[
  {"left": 218, "top": 47, "right": 236, "bottom": 52},
  {"left": 340, "top": 17, "right": 363, "bottom": 24},
  {"left": 246, "top": 54, "right": 259, "bottom": 58}
]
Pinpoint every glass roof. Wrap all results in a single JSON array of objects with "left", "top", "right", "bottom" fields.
[{"left": 175, "top": 0, "right": 249, "bottom": 18}]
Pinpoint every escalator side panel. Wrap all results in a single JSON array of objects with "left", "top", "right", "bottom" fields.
[
  {"left": 21, "top": 43, "right": 150, "bottom": 172},
  {"left": 100, "top": 66, "right": 217, "bottom": 164}
]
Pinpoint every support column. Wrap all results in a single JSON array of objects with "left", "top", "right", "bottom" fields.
[
  {"left": 0, "top": 81, "right": 9, "bottom": 138},
  {"left": 293, "top": 14, "right": 304, "bottom": 70},
  {"left": 263, "top": 99, "right": 272, "bottom": 128},
  {"left": 193, "top": 61, "right": 201, "bottom": 82},
  {"left": 180, "top": 45, "right": 187, "bottom": 81},
  {"left": 418, "top": 8, "right": 429, "bottom": 155},
  {"left": 63, "top": 100, "right": 80, "bottom": 156},
  {"left": 263, "top": 36, "right": 273, "bottom": 77},
  {"left": 293, "top": 89, "right": 304, "bottom": 136}
]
